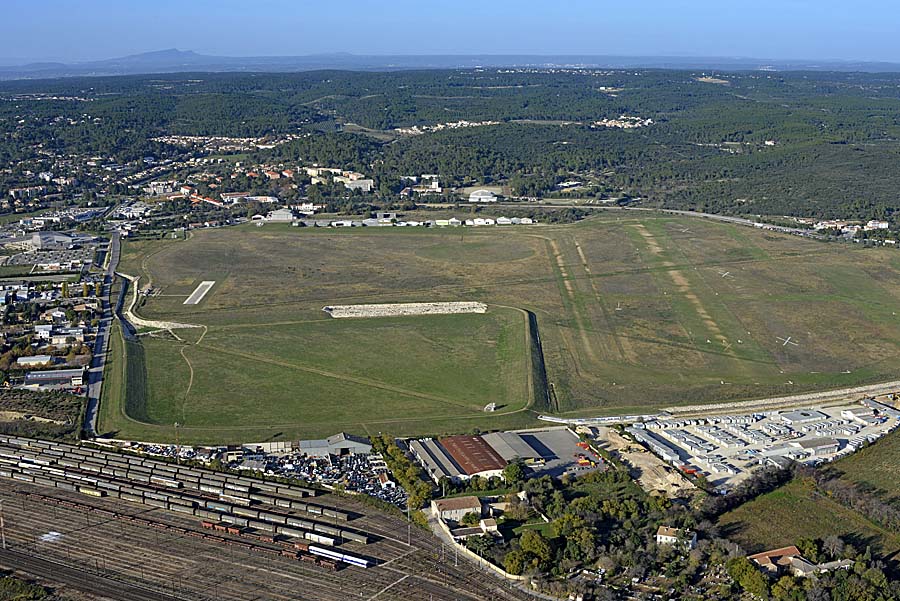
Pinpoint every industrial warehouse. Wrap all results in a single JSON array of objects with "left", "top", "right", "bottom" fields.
[{"left": 410, "top": 427, "right": 604, "bottom": 483}]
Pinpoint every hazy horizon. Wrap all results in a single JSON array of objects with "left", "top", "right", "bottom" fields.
[{"left": 4, "top": 0, "right": 898, "bottom": 65}]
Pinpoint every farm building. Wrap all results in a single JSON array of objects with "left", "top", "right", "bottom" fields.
[
  {"left": 748, "top": 546, "right": 807, "bottom": 575},
  {"left": 299, "top": 432, "right": 372, "bottom": 457}
]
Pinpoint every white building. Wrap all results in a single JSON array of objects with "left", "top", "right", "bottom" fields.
[
  {"left": 16, "top": 355, "right": 53, "bottom": 367},
  {"left": 431, "top": 496, "right": 482, "bottom": 522},
  {"left": 656, "top": 526, "right": 697, "bottom": 549},
  {"left": 469, "top": 189, "right": 497, "bottom": 203},
  {"left": 865, "top": 220, "right": 890, "bottom": 231},
  {"left": 343, "top": 179, "right": 374, "bottom": 193},
  {"left": 266, "top": 208, "right": 295, "bottom": 222}
]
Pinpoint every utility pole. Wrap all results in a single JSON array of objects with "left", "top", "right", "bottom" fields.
[
  {"left": 406, "top": 503, "right": 411, "bottom": 546},
  {"left": 0, "top": 500, "right": 6, "bottom": 550},
  {"left": 174, "top": 422, "right": 181, "bottom": 464}
]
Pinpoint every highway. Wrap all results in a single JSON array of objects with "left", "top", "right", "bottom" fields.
[{"left": 82, "top": 230, "right": 120, "bottom": 437}]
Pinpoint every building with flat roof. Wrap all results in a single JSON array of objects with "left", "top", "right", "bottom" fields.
[
  {"left": 439, "top": 435, "right": 507, "bottom": 479},
  {"left": 23, "top": 368, "right": 84, "bottom": 388},
  {"left": 780, "top": 409, "right": 827, "bottom": 425}
]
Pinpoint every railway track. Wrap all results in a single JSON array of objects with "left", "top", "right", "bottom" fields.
[
  {"left": 0, "top": 547, "right": 184, "bottom": 601},
  {"left": 0, "top": 436, "right": 532, "bottom": 600}
]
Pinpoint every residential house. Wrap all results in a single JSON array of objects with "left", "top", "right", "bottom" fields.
[
  {"left": 656, "top": 526, "right": 697, "bottom": 549},
  {"left": 431, "top": 496, "right": 483, "bottom": 522}
]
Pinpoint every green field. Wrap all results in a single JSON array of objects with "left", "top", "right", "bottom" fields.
[
  {"left": 718, "top": 430, "right": 900, "bottom": 568},
  {"left": 717, "top": 479, "right": 900, "bottom": 565},
  {"left": 830, "top": 428, "right": 900, "bottom": 504},
  {"left": 99, "top": 214, "right": 900, "bottom": 442}
]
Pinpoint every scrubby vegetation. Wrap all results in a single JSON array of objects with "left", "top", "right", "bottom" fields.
[{"left": 0, "top": 389, "right": 84, "bottom": 440}]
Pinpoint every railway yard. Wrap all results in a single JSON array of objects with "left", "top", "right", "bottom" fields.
[{"left": 0, "top": 436, "right": 530, "bottom": 600}]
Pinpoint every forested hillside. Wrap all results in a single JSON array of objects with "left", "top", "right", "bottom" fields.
[{"left": 3, "top": 68, "right": 900, "bottom": 219}]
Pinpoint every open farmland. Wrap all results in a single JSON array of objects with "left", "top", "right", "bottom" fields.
[
  {"left": 101, "top": 214, "right": 900, "bottom": 443},
  {"left": 717, "top": 478, "right": 900, "bottom": 567},
  {"left": 831, "top": 428, "right": 900, "bottom": 504}
]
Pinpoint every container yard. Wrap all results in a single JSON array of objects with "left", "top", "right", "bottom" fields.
[{"left": 0, "top": 436, "right": 529, "bottom": 601}]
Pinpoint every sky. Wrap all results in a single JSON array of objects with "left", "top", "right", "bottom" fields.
[{"left": 2, "top": 0, "right": 898, "bottom": 64}]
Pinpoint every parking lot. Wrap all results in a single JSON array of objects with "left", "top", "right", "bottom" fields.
[
  {"left": 7, "top": 247, "right": 95, "bottom": 268},
  {"left": 516, "top": 427, "right": 607, "bottom": 478}
]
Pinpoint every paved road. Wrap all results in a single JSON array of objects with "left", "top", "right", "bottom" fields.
[
  {"left": 82, "top": 230, "right": 120, "bottom": 437},
  {"left": 0, "top": 547, "right": 183, "bottom": 601}
]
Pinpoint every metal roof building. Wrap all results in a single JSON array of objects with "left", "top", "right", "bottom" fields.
[
  {"left": 23, "top": 368, "right": 84, "bottom": 388},
  {"left": 439, "top": 435, "right": 507, "bottom": 478},
  {"left": 298, "top": 433, "right": 372, "bottom": 457},
  {"left": 409, "top": 439, "right": 464, "bottom": 483},
  {"left": 481, "top": 431, "right": 543, "bottom": 463}
]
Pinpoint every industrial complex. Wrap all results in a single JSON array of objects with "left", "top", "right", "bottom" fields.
[
  {"left": 410, "top": 427, "right": 604, "bottom": 483},
  {"left": 625, "top": 398, "right": 900, "bottom": 491}
]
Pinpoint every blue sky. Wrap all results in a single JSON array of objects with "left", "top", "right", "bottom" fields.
[{"left": 3, "top": 0, "right": 898, "bottom": 63}]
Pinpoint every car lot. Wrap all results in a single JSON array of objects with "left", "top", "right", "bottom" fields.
[
  {"left": 233, "top": 452, "right": 409, "bottom": 508},
  {"left": 626, "top": 399, "right": 900, "bottom": 491},
  {"left": 111, "top": 440, "right": 409, "bottom": 508}
]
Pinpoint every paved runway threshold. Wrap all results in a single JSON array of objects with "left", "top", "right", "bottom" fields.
[{"left": 183, "top": 281, "right": 215, "bottom": 305}]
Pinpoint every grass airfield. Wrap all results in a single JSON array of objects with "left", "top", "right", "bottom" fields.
[{"left": 99, "top": 214, "right": 900, "bottom": 442}]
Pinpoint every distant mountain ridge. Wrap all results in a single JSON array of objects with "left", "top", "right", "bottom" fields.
[{"left": 1, "top": 48, "right": 899, "bottom": 80}]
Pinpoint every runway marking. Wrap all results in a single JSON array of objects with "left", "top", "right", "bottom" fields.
[{"left": 183, "top": 281, "right": 215, "bottom": 305}]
